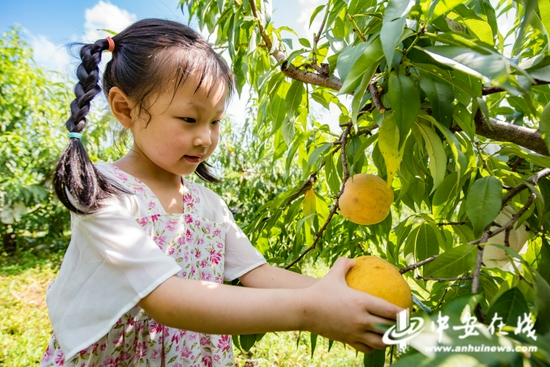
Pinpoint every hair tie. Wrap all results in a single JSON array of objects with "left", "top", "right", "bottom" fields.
[
  {"left": 106, "top": 36, "right": 115, "bottom": 52},
  {"left": 69, "top": 132, "right": 82, "bottom": 140}
]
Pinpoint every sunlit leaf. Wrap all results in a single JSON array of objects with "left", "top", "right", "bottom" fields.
[
  {"left": 388, "top": 72, "right": 420, "bottom": 144},
  {"left": 338, "top": 38, "right": 384, "bottom": 94},
  {"left": 414, "top": 121, "right": 447, "bottom": 192},
  {"left": 381, "top": 0, "right": 415, "bottom": 67},
  {"left": 539, "top": 101, "right": 550, "bottom": 153},
  {"left": 465, "top": 176, "right": 502, "bottom": 236},
  {"left": 423, "top": 244, "right": 477, "bottom": 278},
  {"left": 303, "top": 187, "right": 317, "bottom": 227},
  {"left": 429, "top": 0, "right": 464, "bottom": 20},
  {"left": 378, "top": 113, "right": 403, "bottom": 186}
]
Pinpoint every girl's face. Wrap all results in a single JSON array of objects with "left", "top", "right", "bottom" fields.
[{"left": 128, "top": 73, "right": 226, "bottom": 178}]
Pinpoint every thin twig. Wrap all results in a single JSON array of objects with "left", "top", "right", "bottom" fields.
[
  {"left": 345, "top": 14, "right": 367, "bottom": 42},
  {"left": 470, "top": 192, "right": 536, "bottom": 245},
  {"left": 357, "top": 124, "right": 379, "bottom": 136},
  {"left": 472, "top": 246, "right": 484, "bottom": 293},
  {"left": 416, "top": 275, "right": 473, "bottom": 282},
  {"left": 399, "top": 255, "right": 439, "bottom": 274},
  {"left": 281, "top": 173, "right": 317, "bottom": 212},
  {"left": 312, "top": 4, "right": 330, "bottom": 66},
  {"left": 249, "top": 0, "right": 272, "bottom": 51},
  {"left": 501, "top": 168, "right": 550, "bottom": 207},
  {"left": 368, "top": 83, "right": 386, "bottom": 114},
  {"left": 285, "top": 124, "right": 353, "bottom": 269},
  {"left": 482, "top": 80, "right": 550, "bottom": 95},
  {"left": 437, "top": 221, "right": 469, "bottom": 226}
]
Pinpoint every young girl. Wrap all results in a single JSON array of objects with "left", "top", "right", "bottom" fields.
[{"left": 40, "top": 18, "right": 402, "bottom": 367}]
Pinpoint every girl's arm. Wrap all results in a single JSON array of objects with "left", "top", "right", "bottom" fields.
[
  {"left": 139, "top": 258, "right": 402, "bottom": 354},
  {"left": 238, "top": 263, "right": 318, "bottom": 288}
]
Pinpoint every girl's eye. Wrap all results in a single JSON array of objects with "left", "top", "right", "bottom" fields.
[
  {"left": 180, "top": 117, "right": 196, "bottom": 123},
  {"left": 212, "top": 120, "right": 221, "bottom": 125}
]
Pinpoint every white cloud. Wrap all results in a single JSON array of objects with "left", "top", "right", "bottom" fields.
[
  {"left": 83, "top": 1, "right": 136, "bottom": 42},
  {"left": 297, "top": 0, "right": 325, "bottom": 38},
  {"left": 27, "top": 32, "right": 72, "bottom": 74}
]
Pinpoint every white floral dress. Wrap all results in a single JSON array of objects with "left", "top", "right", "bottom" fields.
[{"left": 40, "top": 163, "right": 265, "bottom": 367}]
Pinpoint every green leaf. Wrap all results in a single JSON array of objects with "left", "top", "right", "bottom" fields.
[
  {"left": 298, "top": 37, "right": 311, "bottom": 48},
  {"left": 452, "top": 224, "right": 476, "bottom": 244},
  {"left": 487, "top": 287, "right": 530, "bottom": 328},
  {"left": 433, "top": 171, "right": 459, "bottom": 219},
  {"left": 337, "top": 42, "right": 370, "bottom": 89},
  {"left": 414, "top": 222, "right": 440, "bottom": 262},
  {"left": 534, "top": 270, "right": 550, "bottom": 334},
  {"left": 303, "top": 187, "right": 317, "bottom": 227},
  {"left": 540, "top": 238, "right": 550, "bottom": 285},
  {"left": 414, "top": 121, "right": 447, "bottom": 192},
  {"left": 424, "top": 46, "right": 527, "bottom": 94},
  {"left": 422, "top": 113, "right": 467, "bottom": 173},
  {"left": 417, "top": 68, "right": 454, "bottom": 127},
  {"left": 309, "top": 5, "right": 326, "bottom": 28},
  {"left": 388, "top": 72, "right": 420, "bottom": 144},
  {"left": 429, "top": 0, "right": 465, "bottom": 20},
  {"left": 498, "top": 143, "right": 550, "bottom": 168},
  {"left": 539, "top": 101, "right": 550, "bottom": 153},
  {"left": 378, "top": 113, "right": 403, "bottom": 186},
  {"left": 453, "top": 103, "right": 475, "bottom": 138},
  {"left": 412, "top": 62, "right": 481, "bottom": 99},
  {"left": 239, "top": 334, "right": 257, "bottom": 351},
  {"left": 424, "top": 46, "right": 499, "bottom": 77},
  {"left": 363, "top": 348, "right": 386, "bottom": 367},
  {"left": 512, "top": 0, "right": 538, "bottom": 56},
  {"left": 351, "top": 61, "right": 379, "bottom": 125},
  {"left": 338, "top": 38, "right": 384, "bottom": 94},
  {"left": 270, "top": 82, "right": 290, "bottom": 132},
  {"left": 285, "top": 80, "right": 305, "bottom": 117},
  {"left": 381, "top": 0, "right": 415, "bottom": 67},
  {"left": 282, "top": 116, "right": 295, "bottom": 146},
  {"left": 310, "top": 332, "right": 318, "bottom": 357},
  {"left": 540, "top": 0, "right": 550, "bottom": 39},
  {"left": 423, "top": 244, "right": 477, "bottom": 278},
  {"left": 450, "top": 4, "right": 494, "bottom": 45},
  {"left": 465, "top": 176, "right": 502, "bottom": 236}
]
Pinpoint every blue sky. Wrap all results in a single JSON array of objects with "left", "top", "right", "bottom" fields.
[
  {"left": 0, "top": 0, "right": 315, "bottom": 73},
  {"left": 0, "top": 0, "right": 333, "bottom": 122}
]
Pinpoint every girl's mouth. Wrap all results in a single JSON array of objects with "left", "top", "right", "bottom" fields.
[{"left": 184, "top": 155, "right": 201, "bottom": 163}]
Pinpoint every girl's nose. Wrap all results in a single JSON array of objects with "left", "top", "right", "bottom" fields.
[{"left": 194, "top": 125, "right": 212, "bottom": 147}]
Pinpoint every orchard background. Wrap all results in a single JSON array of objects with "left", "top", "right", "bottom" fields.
[{"left": 2, "top": 0, "right": 550, "bottom": 365}]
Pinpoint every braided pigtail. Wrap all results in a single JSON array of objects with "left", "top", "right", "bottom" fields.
[{"left": 54, "top": 38, "right": 125, "bottom": 214}]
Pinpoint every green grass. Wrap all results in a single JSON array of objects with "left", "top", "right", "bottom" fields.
[
  {"left": 0, "top": 253, "right": 362, "bottom": 366},
  {"left": 0, "top": 253, "right": 60, "bottom": 366}
]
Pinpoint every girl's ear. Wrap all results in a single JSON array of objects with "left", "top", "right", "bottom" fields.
[{"left": 109, "top": 87, "right": 133, "bottom": 128}]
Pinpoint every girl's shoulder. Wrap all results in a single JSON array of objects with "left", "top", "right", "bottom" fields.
[{"left": 183, "top": 180, "right": 232, "bottom": 222}]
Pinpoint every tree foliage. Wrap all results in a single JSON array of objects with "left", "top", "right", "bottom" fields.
[
  {"left": 0, "top": 28, "right": 71, "bottom": 255},
  {"left": 180, "top": 0, "right": 550, "bottom": 364},
  {"left": 0, "top": 28, "right": 121, "bottom": 256}
]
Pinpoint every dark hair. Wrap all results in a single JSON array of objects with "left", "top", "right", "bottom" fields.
[{"left": 54, "top": 19, "right": 234, "bottom": 214}]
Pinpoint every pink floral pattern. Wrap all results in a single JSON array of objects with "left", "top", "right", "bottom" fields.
[{"left": 40, "top": 164, "right": 233, "bottom": 367}]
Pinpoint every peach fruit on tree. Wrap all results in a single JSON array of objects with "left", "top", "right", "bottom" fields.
[{"left": 180, "top": 0, "right": 550, "bottom": 365}]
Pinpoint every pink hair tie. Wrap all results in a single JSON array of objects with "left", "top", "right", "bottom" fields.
[{"left": 106, "top": 36, "right": 115, "bottom": 52}]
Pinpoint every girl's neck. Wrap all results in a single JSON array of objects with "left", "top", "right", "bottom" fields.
[
  {"left": 114, "top": 155, "right": 187, "bottom": 214},
  {"left": 114, "top": 153, "right": 182, "bottom": 188}
]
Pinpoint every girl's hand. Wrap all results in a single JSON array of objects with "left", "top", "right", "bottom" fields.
[{"left": 299, "top": 257, "right": 403, "bottom": 354}]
